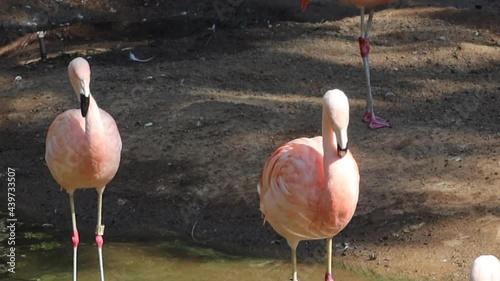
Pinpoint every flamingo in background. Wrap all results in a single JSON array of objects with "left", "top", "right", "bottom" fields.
[
  {"left": 301, "top": 0, "right": 395, "bottom": 129},
  {"left": 258, "top": 89, "right": 359, "bottom": 281},
  {"left": 470, "top": 255, "right": 500, "bottom": 281},
  {"left": 45, "top": 57, "right": 122, "bottom": 281}
]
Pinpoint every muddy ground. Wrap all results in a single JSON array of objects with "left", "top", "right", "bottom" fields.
[{"left": 1, "top": 0, "right": 499, "bottom": 280}]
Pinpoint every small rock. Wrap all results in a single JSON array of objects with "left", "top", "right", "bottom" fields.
[
  {"left": 437, "top": 36, "right": 447, "bottom": 41},
  {"left": 144, "top": 122, "right": 153, "bottom": 127},
  {"left": 369, "top": 253, "right": 377, "bottom": 260},
  {"left": 14, "top": 76, "right": 22, "bottom": 82},
  {"left": 450, "top": 156, "right": 462, "bottom": 162},
  {"left": 196, "top": 121, "right": 202, "bottom": 127}
]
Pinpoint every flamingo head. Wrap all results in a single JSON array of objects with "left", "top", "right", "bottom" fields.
[
  {"left": 301, "top": 0, "right": 311, "bottom": 11},
  {"left": 68, "top": 57, "right": 91, "bottom": 117},
  {"left": 323, "top": 89, "right": 350, "bottom": 158}
]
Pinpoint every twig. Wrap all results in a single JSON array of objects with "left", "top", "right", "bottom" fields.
[{"left": 191, "top": 221, "right": 198, "bottom": 241}]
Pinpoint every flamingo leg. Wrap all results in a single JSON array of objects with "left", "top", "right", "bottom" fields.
[
  {"left": 291, "top": 246, "right": 299, "bottom": 281},
  {"left": 69, "top": 192, "right": 79, "bottom": 281},
  {"left": 95, "top": 187, "right": 106, "bottom": 281},
  {"left": 359, "top": 8, "right": 391, "bottom": 129},
  {"left": 325, "top": 238, "right": 334, "bottom": 281}
]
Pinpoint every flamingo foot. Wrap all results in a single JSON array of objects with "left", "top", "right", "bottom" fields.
[
  {"left": 325, "top": 273, "right": 334, "bottom": 281},
  {"left": 363, "top": 112, "right": 391, "bottom": 129}
]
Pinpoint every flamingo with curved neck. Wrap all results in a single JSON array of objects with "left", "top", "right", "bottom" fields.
[
  {"left": 45, "top": 57, "right": 122, "bottom": 281},
  {"left": 258, "top": 89, "right": 359, "bottom": 281}
]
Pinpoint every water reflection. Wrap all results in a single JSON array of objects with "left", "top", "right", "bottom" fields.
[{"left": 5, "top": 228, "right": 377, "bottom": 281}]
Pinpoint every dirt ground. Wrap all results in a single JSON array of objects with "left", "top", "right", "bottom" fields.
[{"left": 1, "top": 0, "right": 499, "bottom": 280}]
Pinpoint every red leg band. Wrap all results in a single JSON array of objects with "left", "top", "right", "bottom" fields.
[
  {"left": 72, "top": 230, "right": 80, "bottom": 247},
  {"left": 95, "top": 235, "right": 104, "bottom": 248},
  {"left": 359, "top": 37, "right": 370, "bottom": 58}
]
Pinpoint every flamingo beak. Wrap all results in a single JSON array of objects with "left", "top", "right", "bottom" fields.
[
  {"left": 336, "top": 128, "right": 349, "bottom": 158},
  {"left": 80, "top": 94, "right": 89, "bottom": 117},
  {"left": 79, "top": 79, "right": 90, "bottom": 117},
  {"left": 337, "top": 143, "right": 348, "bottom": 158},
  {"left": 301, "top": 0, "right": 311, "bottom": 11}
]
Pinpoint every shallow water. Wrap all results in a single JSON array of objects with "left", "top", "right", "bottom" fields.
[{"left": 3, "top": 225, "right": 381, "bottom": 281}]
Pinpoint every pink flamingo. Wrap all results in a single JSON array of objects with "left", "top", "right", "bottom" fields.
[
  {"left": 470, "top": 255, "right": 500, "bottom": 281},
  {"left": 301, "top": 0, "right": 394, "bottom": 129},
  {"left": 45, "top": 57, "right": 122, "bottom": 281},
  {"left": 258, "top": 89, "right": 359, "bottom": 281}
]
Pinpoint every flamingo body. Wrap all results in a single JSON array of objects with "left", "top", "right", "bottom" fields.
[
  {"left": 46, "top": 104, "right": 121, "bottom": 192},
  {"left": 258, "top": 89, "right": 359, "bottom": 281},
  {"left": 470, "top": 255, "right": 500, "bottom": 281},
  {"left": 259, "top": 136, "right": 359, "bottom": 247}
]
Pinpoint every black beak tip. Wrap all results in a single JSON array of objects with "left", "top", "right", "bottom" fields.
[
  {"left": 80, "top": 94, "right": 89, "bottom": 117},
  {"left": 337, "top": 143, "right": 348, "bottom": 158}
]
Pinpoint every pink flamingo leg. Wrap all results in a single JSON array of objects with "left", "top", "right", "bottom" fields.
[
  {"left": 69, "top": 192, "right": 79, "bottom": 281},
  {"left": 359, "top": 8, "right": 391, "bottom": 129},
  {"left": 325, "top": 238, "right": 334, "bottom": 281},
  {"left": 290, "top": 242, "right": 299, "bottom": 281},
  {"left": 95, "top": 187, "right": 106, "bottom": 281}
]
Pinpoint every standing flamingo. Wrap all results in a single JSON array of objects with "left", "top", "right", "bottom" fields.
[
  {"left": 258, "top": 89, "right": 359, "bottom": 281},
  {"left": 45, "top": 57, "right": 122, "bottom": 281},
  {"left": 301, "top": 0, "right": 394, "bottom": 129},
  {"left": 470, "top": 255, "right": 500, "bottom": 281}
]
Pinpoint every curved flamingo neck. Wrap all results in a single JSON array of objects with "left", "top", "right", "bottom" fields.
[
  {"left": 321, "top": 110, "right": 346, "bottom": 205},
  {"left": 322, "top": 110, "right": 338, "bottom": 164},
  {"left": 84, "top": 95, "right": 104, "bottom": 140}
]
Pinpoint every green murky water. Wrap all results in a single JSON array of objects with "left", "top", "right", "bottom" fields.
[{"left": 1, "top": 221, "right": 383, "bottom": 281}]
